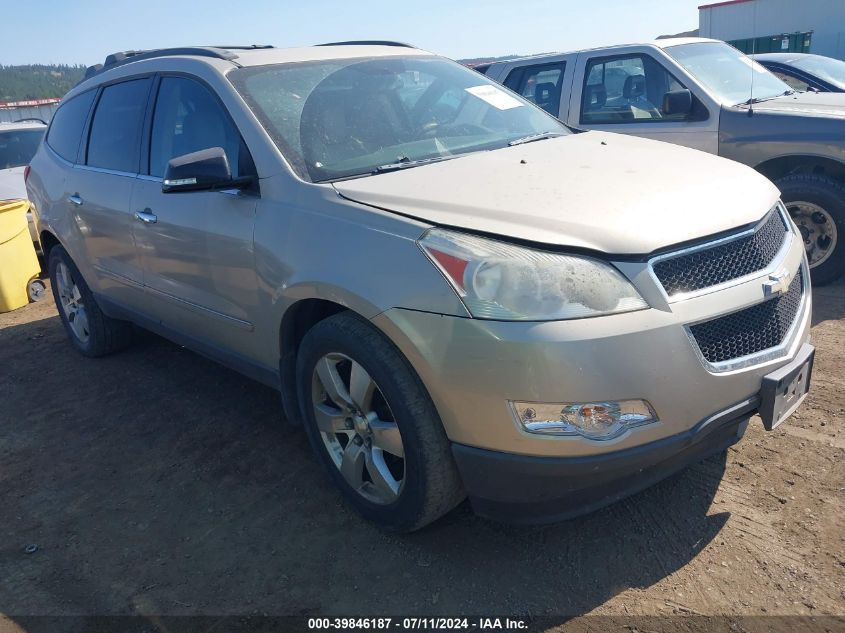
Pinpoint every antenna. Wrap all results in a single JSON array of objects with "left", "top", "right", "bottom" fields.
[{"left": 749, "top": 0, "right": 757, "bottom": 116}]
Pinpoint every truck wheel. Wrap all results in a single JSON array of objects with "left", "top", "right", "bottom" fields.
[
  {"left": 777, "top": 174, "right": 845, "bottom": 285},
  {"left": 296, "top": 311, "right": 464, "bottom": 532},
  {"left": 48, "top": 245, "right": 132, "bottom": 357}
]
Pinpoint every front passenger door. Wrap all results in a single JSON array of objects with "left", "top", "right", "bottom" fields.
[{"left": 130, "top": 75, "right": 261, "bottom": 360}]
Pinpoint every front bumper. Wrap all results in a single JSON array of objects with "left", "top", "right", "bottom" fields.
[{"left": 452, "top": 397, "right": 754, "bottom": 524}]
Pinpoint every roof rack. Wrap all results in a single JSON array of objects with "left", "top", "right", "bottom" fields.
[
  {"left": 82, "top": 45, "right": 274, "bottom": 82},
  {"left": 316, "top": 40, "right": 415, "bottom": 48}
]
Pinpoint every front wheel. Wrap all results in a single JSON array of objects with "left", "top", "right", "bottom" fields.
[
  {"left": 296, "top": 312, "right": 464, "bottom": 532},
  {"left": 777, "top": 174, "right": 845, "bottom": 285}
]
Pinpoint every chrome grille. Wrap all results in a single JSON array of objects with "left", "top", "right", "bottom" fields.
[
  {"left": 653, "top": 209, "right": 789, "bottom": 296},
  {"left": 689, "top": 268, "right": 804, "bottom": 365}
]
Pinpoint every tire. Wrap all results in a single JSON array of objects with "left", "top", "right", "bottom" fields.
[
  {"left": 777, "top": 174, "right": 845, "bottom": 285},
  {"left": 296, "top": 311, "right": 464, "bottom": 532},
  {"left": 48, "top": 245, "right": 132, "bottom": 357}
]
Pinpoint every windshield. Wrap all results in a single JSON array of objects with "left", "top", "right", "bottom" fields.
[
  {"left": 666, "top": 42, "right": 792, "bottom": 105},
  {"left": 0, "top": 128, "right": 44, "bottom": 170},
  {"left": 230, "top": 55, "right": 567, "bottom": 182},
  {"left": 792, "top": 55, "right": 845, "bottom": 91}
]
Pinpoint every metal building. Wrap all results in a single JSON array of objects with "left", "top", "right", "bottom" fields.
[{"left": 699, "top": 0, "right": 845, "bottom": 60}]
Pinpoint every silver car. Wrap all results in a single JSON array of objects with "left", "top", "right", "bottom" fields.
[
  {"left": 0, "top": 119, "right": 47, "bottom": 246},
  {"left": 27, "top": 42, "right": 814, "bottom": 531}
]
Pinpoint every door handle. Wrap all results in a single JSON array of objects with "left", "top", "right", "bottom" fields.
[
  {"left": 134, "top": 209, "right": 157, "bottom": 224},
  {"left": 68, "top": 194, "right": 83, "bottom": 206}
]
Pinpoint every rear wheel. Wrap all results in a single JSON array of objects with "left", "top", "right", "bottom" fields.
[
  {"left": 777, "top": 174, "right": 845, "bottom": 285},
  {"left": 296, "top": 312, "right": 464, "bottom": 531},
  {"left": 48, "top": 246, "right": 132, "bottom": 357}
]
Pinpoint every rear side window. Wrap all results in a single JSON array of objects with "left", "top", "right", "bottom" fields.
[
  {"left": 149, "top": 76, "right": 253, "bottom": 178},
  {"left": 46, "top": 90, "right": 95, "bottom": 162},
  {"left": 86, "top": 78, "right": 152, "bottom": 173},
  {"left": 504, "top": 62, "right": 566, "bottom": 115}
]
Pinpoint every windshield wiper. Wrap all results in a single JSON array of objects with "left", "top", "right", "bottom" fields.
[
  {"left": 737, "top": 90, "right": 795, "bottom": 106},
  {"left": 372, "top": 155, "right": 458, "bottom": 174},
  {"left": 508, "top": 131, "right": 566, "bottom": 147}
]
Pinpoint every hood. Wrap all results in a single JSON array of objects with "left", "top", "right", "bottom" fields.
[
  {"left": 0, "top": 167, "right": 27, "bottom": 202},
  {"left": 747, "top": 91, "right": 845, "bottom": 117},
  {"left": 333, "top": 132, "right": 779, "bottom": 254}
]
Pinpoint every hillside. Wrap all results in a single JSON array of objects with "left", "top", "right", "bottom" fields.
[{"left": 0, "top": 64, "right": 86, "bottom": 101}]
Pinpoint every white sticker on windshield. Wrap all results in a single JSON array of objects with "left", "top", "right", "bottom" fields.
[{"left": 465, "top": 85, "right": 524, "bottom": 110}]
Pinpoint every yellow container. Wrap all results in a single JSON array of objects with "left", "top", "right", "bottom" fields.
[{"left": 0, "top": 199, "right": 41, "bottom": 313}]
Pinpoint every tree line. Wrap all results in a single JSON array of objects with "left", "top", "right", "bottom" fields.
[{"left": 0, "top": 64, "right": 87, "bottom": 101}]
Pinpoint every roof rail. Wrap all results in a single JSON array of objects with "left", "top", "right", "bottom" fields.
[
  {"left": 208, "top": 44, "right": 275, "bottom": 50},
  {"left": 82, "top": 46, "right": 265, "bottom": 84},
  {"left": 316, "top": 40, "right": 415, "bottom": 48}
]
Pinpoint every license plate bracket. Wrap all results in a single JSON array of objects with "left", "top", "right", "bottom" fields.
[{"left": 759, "top": 343, "right": 814, "bottom": 431}]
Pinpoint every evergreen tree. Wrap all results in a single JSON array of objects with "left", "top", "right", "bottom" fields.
[{"left": 0, "top": 65, "right": 87, "bottom": 101}]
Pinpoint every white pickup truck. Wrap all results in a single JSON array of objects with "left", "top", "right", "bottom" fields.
[{"left": 480, "top": 38, "right": 845, "bottom": 284}]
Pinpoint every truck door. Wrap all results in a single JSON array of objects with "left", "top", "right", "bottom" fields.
[{"left": 569, "top": 48, "right": 719, "bottom": 154}]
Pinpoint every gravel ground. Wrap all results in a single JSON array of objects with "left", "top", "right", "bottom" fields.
[{"left": 0, "top": 280, "right": 843, "bottom": 631}]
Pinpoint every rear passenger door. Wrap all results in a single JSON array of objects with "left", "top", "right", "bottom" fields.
[
  {"left": 130, "top": 75, "right": 260, "bottom": 359},
  {"left": 570, "top": 49, "right": 718, "bottom": 153},
  {"left": 72, "top": 77, "right": 153, "bottom": 308}
]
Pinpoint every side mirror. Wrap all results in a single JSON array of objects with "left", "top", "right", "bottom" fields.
[
  {"left": 162, "top": 147, "right": 252, "bottom": 193},
  {"left": 662, "top": 89, "right": 693, "bottom": 117}
]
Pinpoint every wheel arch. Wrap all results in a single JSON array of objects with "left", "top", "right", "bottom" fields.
[
  {"left": 277, "top": 297, "right": 353, "bottom": 425},
  {"left": 38, "top": 229, "right": 61, "bottom": 260},
  {"left": 755, "top": 154, "right": 845, "bottom": 185}
]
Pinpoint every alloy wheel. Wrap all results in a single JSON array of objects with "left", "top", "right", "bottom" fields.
[
  {"left": 55, "top": 261, "right": 90, "bottom": 343},
  {"left": 311, "top": 353, "right": 405, "bottom": 505}
]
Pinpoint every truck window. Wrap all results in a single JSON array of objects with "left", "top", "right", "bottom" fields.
[
  {"left": 503, "top": 62, "right": 566, "bottom": 115},
  {"left": 581, "top": 54, "right": 690, "bottom": 125}
]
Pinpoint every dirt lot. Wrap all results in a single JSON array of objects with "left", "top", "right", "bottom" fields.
[{"left": 0, "top": 279, "right": 843, "bottom": 629}]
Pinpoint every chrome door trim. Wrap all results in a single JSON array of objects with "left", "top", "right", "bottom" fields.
[{"left": 73, "top": 164, "right": 138, "bottom": 178}]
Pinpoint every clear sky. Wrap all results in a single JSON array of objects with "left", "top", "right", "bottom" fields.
[{"left": 2, "top": 0, "right": 704, "bottom": 66}]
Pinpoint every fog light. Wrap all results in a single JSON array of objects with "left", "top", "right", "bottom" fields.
[{"left": 510, "top": 399, "right": 657, "bottom": 440}]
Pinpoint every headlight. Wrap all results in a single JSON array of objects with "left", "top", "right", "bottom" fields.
[{"left": 419, "top": 228, "right": 648, "bottom": 320}]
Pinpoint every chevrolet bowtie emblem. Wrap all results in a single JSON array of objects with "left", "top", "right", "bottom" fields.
[{"left": 763, "top": 268, "right": 792, "bottom": 297}]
